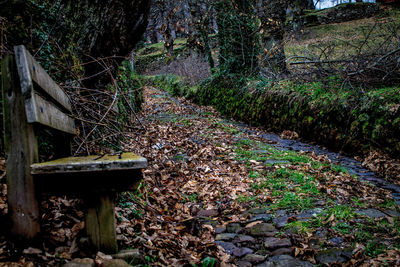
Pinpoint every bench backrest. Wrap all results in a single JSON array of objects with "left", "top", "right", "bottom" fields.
[{"left": 14, "top": 45, "right": 76, "bottom": 135}]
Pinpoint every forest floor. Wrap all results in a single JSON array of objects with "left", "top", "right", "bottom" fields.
[
  {"left": 118, "top": 86, "right": 400, "bottom": 266},
  {"left": 0, "top": 85, "right": 400, "bottom": 266}
]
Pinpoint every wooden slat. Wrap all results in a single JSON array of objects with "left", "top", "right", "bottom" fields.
[
  {"left": 31, "top": 92, "right": 76, "bottom": 134},
  {"left": 31, "top": 152, "right": 148, "bottom": 175},
  {"left": 14, "top": 45, "right": 72, "bottom": 112},
  {"left": 1, "top": 55, "right": 41, "bottom": 239},
  {"left": 13, "top": 45, "right": 76, "bottom": 134}
]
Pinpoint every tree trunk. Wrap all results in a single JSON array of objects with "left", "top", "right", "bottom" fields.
[
  {"left": 258, "top": 0, "right": 289, "bottom": 76},
  {"left": 1, "top": 0, "right": 151, "bottom": 87}
]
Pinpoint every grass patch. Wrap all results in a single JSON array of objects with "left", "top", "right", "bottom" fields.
[
  {"left": 325, "top": 205, "right": 355, "bottom": 221},
  {"left": 365, "top": 241, "right": 387, "bottom": 257},
  {"left": 182, "top": 193, "right": 199, "bottom": 203}
]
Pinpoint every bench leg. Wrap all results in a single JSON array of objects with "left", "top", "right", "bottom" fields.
[
  {"left": 2, "top": 55, "right": 40, "bottom": 239},
  {"left": 85, "top": 193, "right": 118, "bottom": 254}
]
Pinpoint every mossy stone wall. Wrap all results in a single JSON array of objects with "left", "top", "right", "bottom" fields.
[{"left": 150, "top": 74, "right": 400, "bottom": 158}]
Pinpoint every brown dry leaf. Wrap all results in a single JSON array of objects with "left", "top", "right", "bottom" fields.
[
  {"left": 245, "top": 221, "right": 263, "bottom": 228},
  {"left": 71, "top": 221, "right": 84, "bottom": 236}
]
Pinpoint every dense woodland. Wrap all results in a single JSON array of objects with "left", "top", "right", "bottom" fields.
[{"left": 1, "top": 0, "right": 400, "bottom": 266}]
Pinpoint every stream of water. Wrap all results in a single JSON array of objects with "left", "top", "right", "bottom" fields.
[
  {"left": 164, "top": 89, "right": 400, "bottom": 205},
  {"left": 235, "top": 122, "right": 400, "bottom": 205}
]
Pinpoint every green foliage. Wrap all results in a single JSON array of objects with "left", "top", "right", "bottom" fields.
[
  {"left": 202, "top": 257, "right": 216, "bottom": 267},
  {"left": 182, "top": 193, "right": 199, "bottom": 203},
  {"left": 365, "top": 241, "right": 386, "bottom": 257},
  {"left": 195, "top": 73, "right": 400, "bottom": 157},
  {"left": 333, "top": 222, "right": 352, "bottom": 234},
  {"left": 135, "top": 39, "right": 187, "bottom": 73},
  {"left": 118, "top": 190, "right": 145, "bottom": 220},
  {"left": 144, "top": 66, "right": 400, "bottom": 157},
  {"left": 116, "top": 61, "right": 145, "bottom": 123},
  {"left": 326, "top": 205, "right": 355, "bottom": 221},
  {"left": 214, "top": 0, "right": 260, "bottom": 75}
]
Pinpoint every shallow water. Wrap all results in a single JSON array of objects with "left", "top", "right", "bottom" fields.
[
  {"left": 241, "top": 124, "right": 400, "bottom": 205},
  {"left": 163, "top": 90, "right": 400, "bottom": 205}
]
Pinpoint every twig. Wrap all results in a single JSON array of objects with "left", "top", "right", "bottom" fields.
[
  {"left": 74, "top": 86, "right": 118, "bottom": 155},
  {"left": 290, "top": 59, "right": 353, "bottom": 65}
]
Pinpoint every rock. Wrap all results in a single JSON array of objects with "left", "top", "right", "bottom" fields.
[
  {"left": 382, "top": 184, "right": 400, "bottom": 193},
  {"left": 273, "top": 216, "right": 289, "bottom": 229},
  {"left": 215, "top": 233, "right": 236, "bottom": 241},
  {"left": 113, "top": 249, "right": 144, "bottom": 265},
  {"left": 233, "top": 247, "right": 254, "bottom": 257},
  {"left": 263, "top": 237, "right": 291, "bottom": 250},
  {"left": 226, "top": 223, "right": 242, "bottom": 233},
  {"left": 265, "top": 159, "right": 290, "bottom": 164},
  {"left": 102, "top": 259, "right": 130, "bottom": 267},
  {"left": 270, "top": 247, "right": 292, "bottom": 256},
  {"left": 63, "top": 258, "right": 95, "bottom": 267},
  {"left": 256, "top": 255, "right": 314, "bottom": 267},
  {"left": 247, "top": 214, "right": 273, "bottom": 223},
  {"left": 214, "top": 226, "right": 226, "bottom": 234},
  {"left": 328, "top": 237, "right": 344, "bottom": 247},
  {"left": 197, "top": 209, "right": 219, "bottom": 217},
  {"left": 308, "top": 238, "right": 320, "bottom": 250},
  {"left": 315, "top": 229, "right": 327, "bottom": 239},
  {"left": 384, "top": 209, "right": 400, "bottom": 218},
  {"left": 234, "top": 234, "right": 256, "bottom": 244},
  {"left": 215, "top": 241, "right": 237, "bottom": 255},
  {"left": 356, "top": 209, "right": 386, "bottom": 218},
  {"left": 248, "top": 223, "right": 277, "bottom": 237},
  {"left": 313, "top": 200, "right": 326, "bottom": 206},
  {"left": 249, "top": 208, "right": 269, "bottom": 214},
  {"left": 96, "top": 252, "right": 113, "bottom": 261},
  {"left": 296, "top": 209, "right": 323, "bottom": 221},
  {"left": 242, "top": 254, "right": 266, "bottom": 263},
  {"left": 275, "top": 210, "right": 287, "bottom": 217},
  {"left": 316, "top": 248, "right": 352, "bottom": 265},
  {"left": 23, "top": 247, "right": 42, "bottom": 255},
  {"left": 237, "top": 261, "right": 252, "bottom": 267}
]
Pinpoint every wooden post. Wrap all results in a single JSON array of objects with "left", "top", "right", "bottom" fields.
[
  {"left": 1, "top": 55, "right": 40, "bottom": 239},
  {"left": 85, "top": 193, "right": 118, "bottom": 254}
]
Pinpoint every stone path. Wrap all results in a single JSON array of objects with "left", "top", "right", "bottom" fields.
[{"left": 198, "top": 206, "right": 400, "bottom": 266}]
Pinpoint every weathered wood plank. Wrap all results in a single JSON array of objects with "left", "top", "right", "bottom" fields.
[
  {"left": 2, "top": 55, "right": 41, "bottom": 239},
  {"left": 31, "top": 92, "right": 76, "bottom": 134},
  {"left": 13, "top": 45, "right": 76, "bottom": 134},
  {"left": 85, "top": 194, "right": 118, "bottom": 254},
  {"left": 31, "top": 152, "right": 147, "bottom": 174},
  {"left": 14, "top": 45, "right": 72, "bottom": 112}
]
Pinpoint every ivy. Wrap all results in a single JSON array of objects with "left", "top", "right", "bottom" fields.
[{"left": 214, "top": 0, "right": 260, "bottom": 76}]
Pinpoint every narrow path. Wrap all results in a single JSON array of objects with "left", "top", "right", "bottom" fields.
[{"left": 121, "top": 86, "right": 400, "bottom": 266}]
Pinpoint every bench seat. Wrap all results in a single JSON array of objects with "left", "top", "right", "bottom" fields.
[
  {"left": 31, "top": 152, "right": 147, "bottom": 174},
  {"left": 32, "top": 153, "right": 147, "bottom": 195}
]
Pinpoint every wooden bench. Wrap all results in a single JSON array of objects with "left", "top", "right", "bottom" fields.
[{"left": 1, "top": 45, "right": 147, "bottom": 254}]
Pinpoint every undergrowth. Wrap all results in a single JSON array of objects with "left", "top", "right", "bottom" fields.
[{"left": 147, "top": 73, "right": 400, "bottom": 158}]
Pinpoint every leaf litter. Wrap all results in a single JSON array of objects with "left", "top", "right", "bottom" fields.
[{"left": 0, "top": 85, "right": 399, "bottom": 266}]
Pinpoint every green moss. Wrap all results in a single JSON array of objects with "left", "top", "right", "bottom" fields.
[
  {"left": 143, "top": 71, "right": 400, "bottom": 157},
  {"left": 33, "top": 152, "right": 143, "bottom": 166}
]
